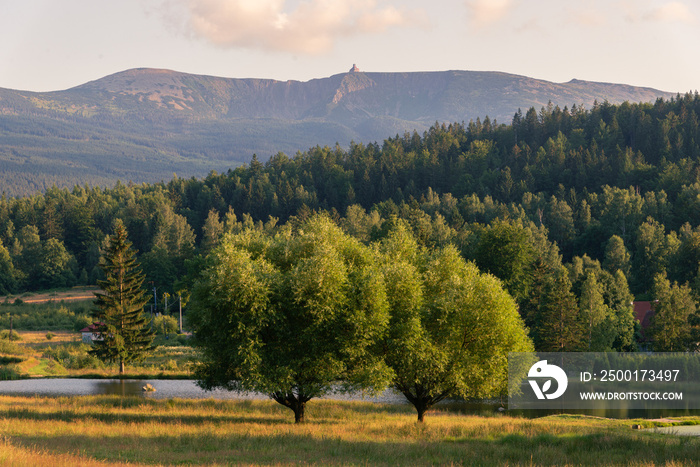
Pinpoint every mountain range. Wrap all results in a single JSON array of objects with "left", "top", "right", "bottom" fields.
[{"left": 0, "top": 67, "right": 675, "bottom": 196}]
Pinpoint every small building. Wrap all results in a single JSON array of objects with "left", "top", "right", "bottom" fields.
[
  {"left": 80, "top": 323, "right": 105, "bottom": 344},
  {"left": 349, "top": 64, "right": 360, "bottom": 73}
]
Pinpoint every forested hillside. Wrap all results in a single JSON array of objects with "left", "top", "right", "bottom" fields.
[
  {"left": 2, "top": 93, "right": 700, "bottom": 351},
  {"left": 0, "top": 68, "right": 673, "bottom": 196}
]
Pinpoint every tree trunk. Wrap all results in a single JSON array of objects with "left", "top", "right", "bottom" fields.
[
  {"left": 293, "top": 402, "right": 305, "bottom": 424},
  {"left": 414, "top": 399, "right": 429, "bottom": 423},
  {"left": 399, "top": 385, "right": 448, "bottom": 423},
  {"left": 119, "top": 360, "right": 125, "bottom": 375},
  {"left": 271, "top": 392, "right": 309, "bottom": 424}
]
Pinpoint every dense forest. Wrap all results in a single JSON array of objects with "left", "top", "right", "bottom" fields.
[{"left": 2, "top": 93, "right": 700, "bottom": 352}]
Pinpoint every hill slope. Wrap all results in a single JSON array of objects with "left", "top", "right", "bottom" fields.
[{"left": 0, "top": 68, "right": 674, "bottom": 196}]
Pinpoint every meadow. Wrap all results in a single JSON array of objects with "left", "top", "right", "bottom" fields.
[{"left": 0, "top": 395, "right": 699, "bottom": 466}]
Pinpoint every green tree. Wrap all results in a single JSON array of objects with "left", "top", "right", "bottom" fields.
[
  {"left": 0, "top": 240, "right": 17, "bottom": 294},
  {"left": 200, "top": 208, "right": 224, "bottom": 253},
  {"left": 579, "top": 272, "right": 613, "bottom": 350},
  {"left": 473, "top": 220, "right": 537, "bottom": 305},
  {"left": 89, "top": 224, "right": 155, "bottom": 374},
  {"left": 524, "top": 261, "right": 584, "bottom": 352},
  {"left": 189, "top": 215, "right": 391, "bottom": 423},
  {"left": 632, "top": 218, "right": 678, "bottom": 294},
  {"left": 37, "top": 238, "right": 76, "bottom": 289},
  {"left": 648, "top": 273, "right": 697, "bottom": 351},
  {"left": 602, "top": 235, "right": 631, "bottom": 277},
  {"left": 379, "top": 223, "right": 532, "bottom": 422},
  {"left": 606, "top": 270, "right": 637, "bottom": 351}
]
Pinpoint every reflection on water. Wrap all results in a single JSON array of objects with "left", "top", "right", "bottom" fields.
[
  {"left": 1, "top": 379, "right": 699, "bottom": 419},
  {"left": 92, "top": 380, "right": 149, "bottom": 397}
]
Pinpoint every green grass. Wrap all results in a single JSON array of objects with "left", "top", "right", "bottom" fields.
[
  {"left": 0, "top": 396, "right": 698, "bottom": 466},
  {"left": 0, "top": 300, "right": 92, "bottom": 331},
  {"left": 1, "top": 329, "right": 198, "bottom": 379}
]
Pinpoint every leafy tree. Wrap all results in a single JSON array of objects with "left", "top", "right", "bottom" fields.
[
  {"left": 89, "top": 224, "right": 155, "bottom": 374},
  {"left": 632, "top": 218, "right": 678, "bottom": 293},
  {"left": 605, "top": 270, "right": 637, "bottom": 351},
  {"left": 602, "top": 235, "right": 631, "bottom": 277},
  {"left": 524, "top": 261, "right": 584, "bottom": 352},
  {"left": 189, "top": 215, "right": 391, "bottom": 423},
  {"left": 0, "top": 240, "right": 17, "bottom": 294},
  {"left": 379, "top": 223, "right": 532, "bottom": 422},
  {"left": 578, "top": 272, "right": 613, "bottom": 350},
  {"left": 648, "top": 273, "right": 697, "bottom": 351},
  {"left": 473, "top": 220, "right": 537, "bottom": 305},
  {"left": 200, "top": 208, "right": 224, "bottom": 253},
  {"left": 37, "top": 238, "right": 76, "bottom": 289}
]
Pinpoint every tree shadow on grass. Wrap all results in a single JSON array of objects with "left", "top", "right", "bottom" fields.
[
  {"left": 0, "top": 406, "right": 327, "bottom": 426},
  {"left": 5, "top": 424, "right": 700, "bottom": 466}
]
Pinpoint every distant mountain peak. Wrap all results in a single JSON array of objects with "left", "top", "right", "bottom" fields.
[{"left": 0, "top": 67, "right": 676, "bottom": 196}]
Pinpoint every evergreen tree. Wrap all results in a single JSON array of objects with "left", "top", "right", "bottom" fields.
[
  {"left": 89, "top": 224, "right": 155, "bottom": 374},
  {"left": 524, "top": 260, "right": 584, "bottom": 351}
]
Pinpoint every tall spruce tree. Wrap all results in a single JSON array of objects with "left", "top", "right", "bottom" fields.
[{"left": 90, "top": 224, "right": 154, "bottom": 374}]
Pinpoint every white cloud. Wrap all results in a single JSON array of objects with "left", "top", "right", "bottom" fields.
[
  {"left": 623, "top": 0, "right": 696, "bottom": 24},
  {"left": 645, "top": 1, "right": 695, "bottom": 23},
  {"left": 465, "top": 0, "right": 513, "bottom": 26},
  {"left": 163, "top": 0, "right": 425, "bottom": 55}
]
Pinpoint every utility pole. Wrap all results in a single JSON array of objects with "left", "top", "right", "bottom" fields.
[
  {"left": 149, "top": 281, "right": 156, "bottom": 332},
  {"left": 164, "top": 293, "right": 169, "bottom": 339},
  {"left": 178, "top": 294, "right": 182, "bottom": 334}
]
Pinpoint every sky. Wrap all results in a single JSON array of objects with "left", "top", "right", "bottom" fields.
[{"left": 1, "top": 0, "right": 698, "bottom": 93}]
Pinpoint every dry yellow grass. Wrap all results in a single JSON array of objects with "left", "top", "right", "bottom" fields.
[
  {"left": 0, "top": 395, "right": 699, "bottom": 466},
  {"left": 1, "top": 287, "right": 101, "bottom": 305}
]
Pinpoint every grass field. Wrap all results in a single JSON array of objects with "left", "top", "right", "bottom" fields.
[
  {"left": 1, "top": 330, "right": 197, "bottom": 379},
  {"left": 0, "top": 286, "right": 101, "bottom": 305},
  {"left": 0, "top": 396, "right": 698, "bottom": 466}
]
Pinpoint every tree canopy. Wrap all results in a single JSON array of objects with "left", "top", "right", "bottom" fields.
[
  {"left": 189, "top": 215, "right": 391, "bottom": 423},
  {"left": 378, "top": 223, "right": 533, "bottom": 421}
]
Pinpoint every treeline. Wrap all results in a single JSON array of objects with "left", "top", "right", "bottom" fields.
[{"left": 2, "top": 93, "right": 700, "bottom": 351}]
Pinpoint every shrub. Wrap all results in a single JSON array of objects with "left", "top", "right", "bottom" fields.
[
  {"left": 154, "top": 315, "right": 179, "bottom": 336},
  {"left": 0, "top": 339, "right": 21, "bottom": 355},
  {"left": 0, "top": 330, "right": 22, "bottom": 341}
]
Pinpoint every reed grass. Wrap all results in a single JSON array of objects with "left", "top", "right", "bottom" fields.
[{"left": 0, "top": 395, "right": 699, "bottom": 466}]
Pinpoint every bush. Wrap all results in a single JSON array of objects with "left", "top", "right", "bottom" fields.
[
  {"left": 0, "top": 339, "right": 21, "bottom": 355},
  {"left": 42, "top": 343, "right": 104, "bottom": 370},
  {"left": 0, "top": 330, "right": 22, "bottom": 341},
  {"left": 154, "top": 315, "right": 179, "bottom": 336},
  {"left": 46, "top": 332, "right": 55, "bottom": 340}
]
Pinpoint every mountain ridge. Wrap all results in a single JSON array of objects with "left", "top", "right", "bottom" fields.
[{"left": 0, "top": 67, "right": 676, "bottom": 196}]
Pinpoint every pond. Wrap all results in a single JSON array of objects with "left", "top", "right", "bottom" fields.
[
  {"left": 1, "top": 379, "right": 699, "bottom": 419},
  {"left": 0, "top": 378, "right": 407, "bottom": 403}
]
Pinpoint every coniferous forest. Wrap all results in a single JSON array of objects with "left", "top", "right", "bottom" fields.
[{"left": 2, "top": 93, "right": 700, "bottom": 352}]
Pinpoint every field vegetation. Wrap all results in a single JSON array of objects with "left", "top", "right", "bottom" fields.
[
  {"left": 0, "top": 329, "right": 196, "bottom": 380},
  {"left": 0, "top": 396, "right": 699, "bottom": 466}
]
